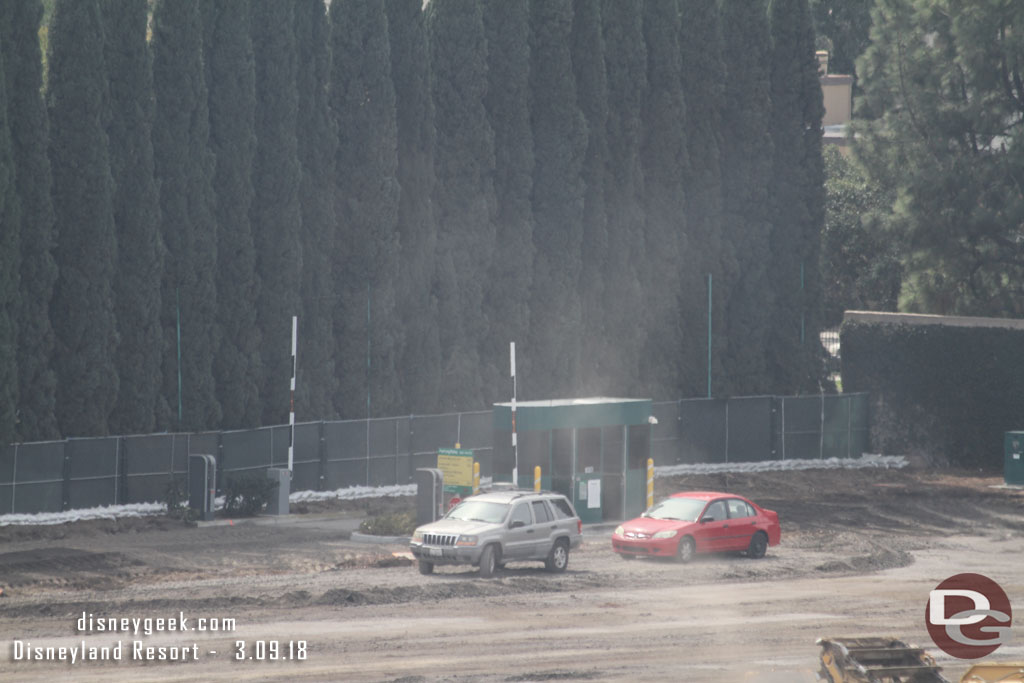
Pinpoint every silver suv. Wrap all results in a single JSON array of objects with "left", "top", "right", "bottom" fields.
[{"left": 409, "top": 490, "right": 583, "bottom": 577}]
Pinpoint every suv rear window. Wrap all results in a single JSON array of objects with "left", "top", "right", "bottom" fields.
[
  {"left": 531, "top": 500, "right": 552, "bottom": 523},
  {"left": 548, "top": 497, "right": 575, "bottom": 520}
]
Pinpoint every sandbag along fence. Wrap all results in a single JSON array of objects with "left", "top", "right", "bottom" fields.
[{"left": 1, "top": 392, "right": 868, "bottom": 515}]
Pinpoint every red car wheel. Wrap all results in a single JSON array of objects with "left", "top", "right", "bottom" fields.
[
  {"left": 747, "top": 531, "right": 768, "bottom": 559},
  {"left": 676, "top": 536, "right": 695, "bottom": 563}
]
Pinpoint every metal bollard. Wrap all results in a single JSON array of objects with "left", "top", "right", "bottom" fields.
[
  {"left": 646, "top": 458, "right": 654, "bottom": 509},
  {"left": 534, "top": 465, "right": 541, "bottom": 492}
]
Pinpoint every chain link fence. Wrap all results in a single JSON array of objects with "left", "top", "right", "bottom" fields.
[{"left": 1, "top": 393, "right": 869, "bottom": 515}]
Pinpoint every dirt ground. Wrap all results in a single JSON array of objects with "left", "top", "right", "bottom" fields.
[{"left": 1, "top": 467, "right": 1023, "bottom": 682}]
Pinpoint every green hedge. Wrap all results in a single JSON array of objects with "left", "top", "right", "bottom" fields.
[{"left": 841, "top": 316, "right": 1024, "bottom": 468}]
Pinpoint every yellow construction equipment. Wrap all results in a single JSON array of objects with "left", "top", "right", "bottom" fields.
[
  {"left": 817, "top": 637, "right": 949, "bottom": 682},
  {"left": 960, "top": 662, "right": 1024, "bottom": 682}
]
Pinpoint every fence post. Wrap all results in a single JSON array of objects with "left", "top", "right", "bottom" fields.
[
  {"left": 819, "top": 393, "right": 826, "bottom": 460},
  {"left": 847, "top": 395, "right": 852, "bottom": 458},
  {"left": 216, "top": 432, "right": 224, "bottom": 495},
  {"left": 724, "top": 400, "right": 729, "bottom": 463},
  {"left": 62, "top": 439, "right": 72, "bottom": 511},
  {"left": 676, "top": 399, "right": 683, "bottom": 465},
  {"left": 781, "top": 397, "right": 786, "bottom": 461},
  {"left": 11, "top": 443, "right": 17, "bottom": 514},
  {"left": 403, "top": 417, "right": 411, "bottom": 485},
  {"left": 317, "top": 421, "right": 327, "bottom": 491},
  {"left": 117, "top": 437, "right": 128, "bottom": 505}
]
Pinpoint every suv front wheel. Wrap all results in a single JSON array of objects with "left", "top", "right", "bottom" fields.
[
  {"left": 544, "top": 539, "right": 569, "bottom": 573},
  {"left": 478, "top": 544, "right": 500, "bottom": 578}
]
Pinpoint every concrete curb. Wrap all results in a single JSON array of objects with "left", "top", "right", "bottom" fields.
[{"left": 350, "top": 531, "right": 410, "bottom": 545}]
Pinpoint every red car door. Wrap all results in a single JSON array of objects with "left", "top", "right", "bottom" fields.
[
  {"left": 693, "top": 499, "right": 729, "bottom": 552},
  {"left": 723, "top": 498, "right": 758, "bottom": 551}
]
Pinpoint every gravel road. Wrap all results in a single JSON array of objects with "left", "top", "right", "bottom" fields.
[{"left": 1, "top": 468, "right": 1022, "bottom": 682}]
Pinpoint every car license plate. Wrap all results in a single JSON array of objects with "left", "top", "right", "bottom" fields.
[{"left": 428, "top": 547, "right": 442, "bottom": 557}]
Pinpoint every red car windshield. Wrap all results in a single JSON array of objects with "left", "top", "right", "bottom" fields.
[{"left": 643, "top": 497, "right": 706, "bottom": 522}]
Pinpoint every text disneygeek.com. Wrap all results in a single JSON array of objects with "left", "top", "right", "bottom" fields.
[{"left": 9, "top": 611, "right": 308, "bottom": 664}]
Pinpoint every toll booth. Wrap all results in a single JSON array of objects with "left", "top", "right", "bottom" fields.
[{"left": 492, "top": 398, "right": 653, "bottom": 523}]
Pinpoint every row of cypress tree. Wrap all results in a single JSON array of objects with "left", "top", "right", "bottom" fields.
[{"left": 0, "top": 0, "right": 826, "bottom": 445}]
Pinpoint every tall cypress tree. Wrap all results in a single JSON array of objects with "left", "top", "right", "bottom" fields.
[
  {"left": 152, "top": 0, "right": 221, "bottom": 431},
  {"left": 679, "top": 0, "right": 729, "bottom": 398},
  {"left": 204, "top": 0, "right": 261, "bottom": 429},
  {"left": 386, "top": 0, "right": 441, "bottom": 414},
  {"left": 427, "top": 0, "right": 496, "bottom": 410},
  {"left": 295, "top": 0, "right": 338, "bottom": 420},
  {"left": 251, "top": 0, "right": 302, "bottom": 426},
  {"left": 330, "top": 0, "right": 401, "bottom": 418},
  {"left": 639, "top": 0, "right": 694, "bottom": 399},
  {"left": 0, "top": 12, "right": 17, "bottom": 446},
  {"left": 527, "top": 0, "right": 587, "bottom": 398},
  {"left": 572, "top": 0, "right": 610, "bottom": 395},
  {"left": 719, "top": 0, "right": 775, "bottom": 396},
  {"left": 601, "top": 0, "right": 647, "bottom": 395},
  {"left": 482, "top": 0, "right": 534, "bottom": 404},
  {"left": 103, "top": 0, "right": 164, "bottom": 435},
  {"left": 767, "top": 0, "right": 826, "bottom": 393},
  {"left": 47, "top": 0, "right": 118, "bottom": 437},
  {"left": 6, "top": 0, "right": 58, "bottom": 441}
]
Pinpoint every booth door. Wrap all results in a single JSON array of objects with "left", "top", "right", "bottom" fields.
[{"left": 573, "top": 472, "right": 603, "bottom": 524}]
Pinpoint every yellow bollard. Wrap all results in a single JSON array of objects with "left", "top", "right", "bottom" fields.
[
  {"left": 647, "top": 458, "right": 654, "bottom": 509},
  {"left": 534, "top": 465, "right": 542, "bottom": 492},
  {"left": 473, "top": 461, "right": 480, "bottom": 494}
]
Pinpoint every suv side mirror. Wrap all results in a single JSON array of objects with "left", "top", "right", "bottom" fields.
[{"left": 510, "top": 520, "right": 526, "bottom": 529}]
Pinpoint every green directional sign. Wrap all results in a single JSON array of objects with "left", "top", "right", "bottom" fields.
[{"left": 437, "top": 448, "right": 474, "bottom": 489}]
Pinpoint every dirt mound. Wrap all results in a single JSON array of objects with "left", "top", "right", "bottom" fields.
[
  {"left": 0, "top": 547, "right": 151, "bottom": 592},
  {"left": 0, "top": 515, "right": 188, "bottom": 544}
]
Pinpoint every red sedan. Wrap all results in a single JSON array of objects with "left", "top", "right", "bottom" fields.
[{"left": 611, "top": 491, "right": 780, "bottom": 563}]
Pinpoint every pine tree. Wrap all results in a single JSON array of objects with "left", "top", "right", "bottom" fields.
[
  {"left": 639, "top": 0, "right": 694, "bottom": 399},
  {"left": 204, "top": 0, "right": 261, "bottom": 429},
  {"left": 767, "top": 0, "right": 826, "bottom": 392},
  {"left": 679, "top": 0, "right": 728, "bottom": 398},
  {"left": 152, "top": 0, "right": 221, "bottom": 431},
  {"left": 426, "top": 0, "right": 496, "bottom": 410},
  {"left": 6, "top": 0, "right": 58, "bottom": 441},
  {"left": 856, "top": 0, "right": 1024, "bottom": 316},
  {"left": 482, "top": 0, "right": 534, "bottom": 404},
  {"left": 385, "top": 0, "right": 441, "bottom": 413},
  {"left": 295, "top": 0, "right": 338, "bottom": 420},
  {"left": 820, "top": 147, "right": 900, "bottom": 326},
  {"left": 0, "top": 10, "right": 17, "bottom": 446},
  {"left": 103, "top": 0, "right": 164, "bottom": 435},
  {"left": 718, "top": 0, "right": 775, "bottom": 395},
  {"left": 572, "top": 0, "right": 610, "bottom": 395},
  {"left": 47, "top": 0, "right": 118, "bottom": 436},
  {"left": 251, "top": 0, "right": 302, "bottom": 425},
  {"left": 527, "top": 0, "right": 587, "bottom": 398},
  {"left": 330, "top": 0, "right": 401, "bottom": 418},
  {"left": 600, "top": 0, "right": 647, "bottom": 395}
]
